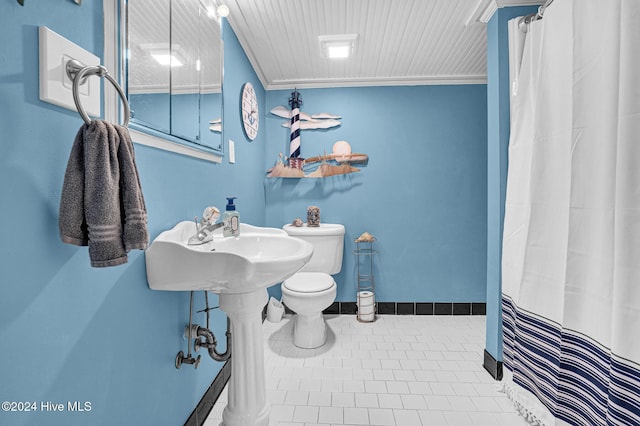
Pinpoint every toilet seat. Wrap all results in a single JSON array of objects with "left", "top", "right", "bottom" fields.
[{"left": 283, "top": 272, "right": 335, "bottom": 293}]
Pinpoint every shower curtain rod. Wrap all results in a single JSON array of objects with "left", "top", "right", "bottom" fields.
[
  {"left": 518, "top": 0, "right": 554, "bottom": 31},
  {"left": 537, "top": 0, "right": 554, "bottom": 18}
]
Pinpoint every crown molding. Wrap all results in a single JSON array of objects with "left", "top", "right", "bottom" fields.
[{"left": 265, "top": 75, "right": 487, "bottom": 91}]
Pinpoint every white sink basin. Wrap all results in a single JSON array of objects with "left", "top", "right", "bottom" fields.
[{"left": 145, "top": 221, "right": 313, "bottom": 294}]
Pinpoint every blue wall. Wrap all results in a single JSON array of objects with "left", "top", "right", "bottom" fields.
[
  {"left": 485, "top": 6, "right": 538, "bottom": 361},
  {"left": 264, "top": 86, "right": 488, "bottom": 303},
  {"left": 0, "top": 3, "right": 265, "bottom": 425}
]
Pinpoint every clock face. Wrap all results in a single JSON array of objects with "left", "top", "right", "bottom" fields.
[{"left": 241, "top": 82, "right": 259, "bottom": 141}]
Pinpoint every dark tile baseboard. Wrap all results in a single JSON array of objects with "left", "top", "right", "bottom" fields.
[
  {"left": 185, "top": 359, "right": 231, "bottom": 426},
  {"left": 482, "top": 349, "right": 503, "bottom": 380},
  {"left": 323, "top": 301, "right": 486, "bottom": 316}
]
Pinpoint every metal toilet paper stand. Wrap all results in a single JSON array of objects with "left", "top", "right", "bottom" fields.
[{"left": 354, "top": 238, "right": 377, "bottom": 322}]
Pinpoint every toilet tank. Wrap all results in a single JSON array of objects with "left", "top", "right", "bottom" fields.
[{"left": 283, "top": 223, "right": 345, "bottom": 274}]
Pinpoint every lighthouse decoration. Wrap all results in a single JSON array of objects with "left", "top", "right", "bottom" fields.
[
  {"left": 288, "top": 89, "right": 303, "bottom": 169},
  {"left": 266, "top": 91, "right": 366, "bottom": 178}
]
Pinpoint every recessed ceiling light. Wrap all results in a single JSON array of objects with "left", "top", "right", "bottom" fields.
[
  {"left": 319, "top": 34, "right": 358, "bottom": 59},
  {"left": 327, "top": 45, "right": 351, "bottom": 59}
]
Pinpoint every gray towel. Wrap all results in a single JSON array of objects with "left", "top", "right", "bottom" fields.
[{"left": 59, "top": 120, "right": 148, "bottom": 267}]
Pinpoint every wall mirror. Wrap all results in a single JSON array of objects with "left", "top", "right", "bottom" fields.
[{"left": 126, "top": 0, "right": 223, "bottom": 155}]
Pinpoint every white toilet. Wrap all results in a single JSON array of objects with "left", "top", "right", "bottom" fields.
[{"left": 281, "top": 223, "right": 345, "bottom": 348}]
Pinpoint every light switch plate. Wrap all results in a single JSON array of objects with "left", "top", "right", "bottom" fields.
[
  {"left": 228, "top": 140, "right": 236, "bottom": 164},
  {"left": 39, "top": 26, "right": 101, "bottom": 117}
]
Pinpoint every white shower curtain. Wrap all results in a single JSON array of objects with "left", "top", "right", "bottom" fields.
[{"left": 501, "top": 1, "right": 640, "bottom": 425}]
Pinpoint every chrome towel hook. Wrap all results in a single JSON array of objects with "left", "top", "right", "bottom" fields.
[{"left": 65, "top": 59, "right": 130, "bottom": 127}]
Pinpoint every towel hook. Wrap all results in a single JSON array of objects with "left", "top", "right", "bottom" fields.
[{"left": 66, "top": 59, "right": 130, "bottom": 127}]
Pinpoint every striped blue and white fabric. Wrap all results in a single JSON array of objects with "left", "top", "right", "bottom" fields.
[
  {"left": 502, "top": 297, "right": 640, "bottom": 425},
  {"left": 502, "top": 1, "right": 640, "bottom": 425}
]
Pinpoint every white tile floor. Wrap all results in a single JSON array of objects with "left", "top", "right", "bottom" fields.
[{"left": 204, "top": 314, "right": 527, "bottom": 426}]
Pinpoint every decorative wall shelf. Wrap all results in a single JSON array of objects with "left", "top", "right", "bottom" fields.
[{"left": 266, "top": 152, "right": 368, "bottom": 178}]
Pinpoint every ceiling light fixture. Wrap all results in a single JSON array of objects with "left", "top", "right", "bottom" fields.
[
  {"left": 201, "top": 1, "right": 228, "bottom": 19},
  {"left": 217, "top": 4, "right": 229, "bottom": 17},
  {"left": 319, "top": 34, "right": 358, "bottom": 59}
]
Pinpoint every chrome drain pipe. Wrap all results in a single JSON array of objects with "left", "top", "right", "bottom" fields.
[{"left": 194, "top": 318, "right": 231, "bottom": 362}]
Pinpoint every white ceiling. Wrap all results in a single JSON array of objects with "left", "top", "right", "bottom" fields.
[{"left": 225, "top": 0, "right": 545, "bottom": 90}]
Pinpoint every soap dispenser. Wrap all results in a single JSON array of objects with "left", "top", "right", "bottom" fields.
[{"left": 222, "top": 197, "right": 240, "bottom": 237}]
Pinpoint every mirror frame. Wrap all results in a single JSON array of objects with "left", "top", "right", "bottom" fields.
[{"left": 103, "top": 0, "right": 223, "bottom": 163}]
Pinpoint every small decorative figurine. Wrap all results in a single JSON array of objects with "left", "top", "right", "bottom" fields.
[
  {"left": 307, "top": 206, "right": 320, "bottom": 227},
  {"left": 355, "top": 232, "right": 376, "bottom": 242},
  {"left": 292, "top": 218, "right": 303, "bottom": 227}
]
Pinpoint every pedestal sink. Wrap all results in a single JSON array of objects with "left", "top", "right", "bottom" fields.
[{"left": 145, "top": 221, "right": 313, "bottom": 426}]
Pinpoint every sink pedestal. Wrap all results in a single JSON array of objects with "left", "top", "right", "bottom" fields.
[{"left": 219, "top": 288, "right": 270, "bottom": 426}]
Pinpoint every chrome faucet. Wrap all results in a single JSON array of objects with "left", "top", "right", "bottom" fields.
[
  {"left": 188, "top": 221, "right": 226, "bottom": 245},
  {"left": 188, "top": 207, "right": 226, "bottom": 245}
]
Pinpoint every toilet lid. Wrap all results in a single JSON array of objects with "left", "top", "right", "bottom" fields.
[{"left": 283, "top": 272, "right": 335, "bottom": 293}]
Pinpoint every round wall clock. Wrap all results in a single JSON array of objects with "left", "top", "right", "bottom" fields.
[{"left": 241, "top": 82, "right": 259, "bottom": 141}]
